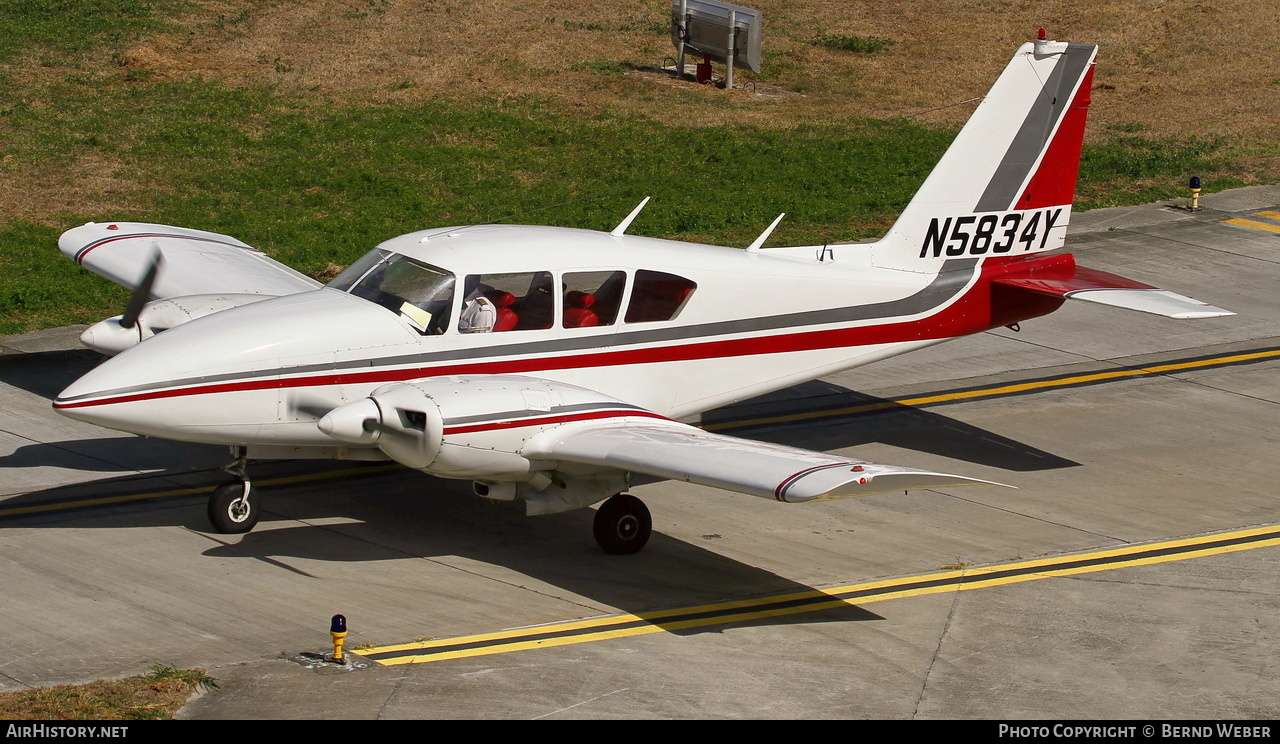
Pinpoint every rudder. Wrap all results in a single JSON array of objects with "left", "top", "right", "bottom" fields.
[{"left": 872, "top": 36, "right": 1098, "bottom": 273}]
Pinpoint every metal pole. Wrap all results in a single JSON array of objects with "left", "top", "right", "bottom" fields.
[
  {"left": 726, "top": 10, "right": 736, "bottom": 90},
  {"left": 676, "top": 0, "right": 688, "bottom": 78}
]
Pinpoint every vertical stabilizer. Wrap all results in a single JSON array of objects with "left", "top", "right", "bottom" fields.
[{"left": 872, "top": 38, "right": 1098, "bottom": 272}]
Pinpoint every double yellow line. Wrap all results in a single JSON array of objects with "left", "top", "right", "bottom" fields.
[
  {"left": 1223, "top": 209, "right": 1280, "bottom": 235},
  {"left": 360, "top": 525, "right": 1280, "bottom": 665},
  {"left": 705, "top": 347, "right": 1280, "bottom": 432}
]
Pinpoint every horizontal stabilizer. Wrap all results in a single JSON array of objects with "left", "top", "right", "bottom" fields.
[
  {"left": 994, "top": 264, "right": 1233, "bottom": 319},
  {"left": 1066, "top": 288, "right": 1233, "bottom": 319},
  {"left": 525, "top": 419, "right": 1009, "bottom": 503}
]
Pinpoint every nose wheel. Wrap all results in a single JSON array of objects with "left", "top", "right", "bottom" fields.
[
  {"left": 593, "top": 493, "right": 652, "bottom": 554},
  {"left": 208, "top": 479, "right": 259, "bottom": 534},
  {"left": 208, "top": 447, "right": 260, "bottom": 534}
]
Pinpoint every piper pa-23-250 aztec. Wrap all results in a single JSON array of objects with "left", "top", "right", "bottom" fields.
[{"left": 54, "top": 33, "right": 1230, "bottom": 554}]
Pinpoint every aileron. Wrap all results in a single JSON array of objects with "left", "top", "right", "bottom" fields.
[{"left": 525, "top": 420, "right": 1009, "bottom": 503}]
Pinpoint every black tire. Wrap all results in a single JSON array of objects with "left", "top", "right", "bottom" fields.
[
  {"left": 593, "top": 493, "right": 652, "bottom": 555},
  {"left": 208, "top": 481, "right": 259, "bottom": 534}
]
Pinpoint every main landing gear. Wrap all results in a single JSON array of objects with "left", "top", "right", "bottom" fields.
[
  {"left": 593, "top": 493, "right": 652, "bottom": 555},
  {"left": 208, "top": 447, "right": 260, "bottom": 534}
]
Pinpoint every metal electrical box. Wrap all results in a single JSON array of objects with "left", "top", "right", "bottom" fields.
[{"left": 671, "top": 0, "right": 762, "bottom": 74}]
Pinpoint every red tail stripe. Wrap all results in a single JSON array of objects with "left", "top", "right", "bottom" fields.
[{"left": 1015, "top": 66, "right": 1096, "bottom": 210}]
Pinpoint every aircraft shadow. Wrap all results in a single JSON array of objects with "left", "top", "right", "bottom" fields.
[
  {"left": 701, "top": 379, "right": 1080, "bottom": 472},
  {"left": 0, "top": 437, "right": 224, "bottom": 474},
  {"left": 3, "top": 371, "right": 1072, "bottom": 638},
  {"left": 0, "top": 348, "right": 103, "bottom": 400},
  {"left": 5, "top": 464, "right": 882, "bottom": 635},
  {"left": 208, "top": 477, "right": 885, "bottom": 634}
]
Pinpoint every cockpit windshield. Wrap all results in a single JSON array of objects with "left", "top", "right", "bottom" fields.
[{"left": 328, "top": 249, "right": 455, "bottom": 334}]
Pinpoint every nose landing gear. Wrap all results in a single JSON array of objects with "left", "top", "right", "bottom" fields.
[
  {"left": 208, "top": 479, "right": 258, "bottom": 534},
  {"left": 207, "top": 447, "right": 260, "bottom": 534}
]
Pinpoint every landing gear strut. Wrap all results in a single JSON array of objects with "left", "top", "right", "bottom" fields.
[
  {"left": 593, "top": 493, "right": 652, "bottom": 554},
  {"left": 208, "top": 447, "right": 259, "bottom": 534}
]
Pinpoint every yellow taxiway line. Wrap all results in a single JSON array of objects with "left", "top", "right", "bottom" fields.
[
  {"left": 703, "top": 347, "right": 1280, "bottom": 433},
  {"left": 1223, "top": 217, "right": 1280, "bottom": 235},
  {"left": 5, "top": 347, "right": 1277, "bottom": 519},
  {"left": 359, "top": 525, "right": 1280, "bottom": 665}
]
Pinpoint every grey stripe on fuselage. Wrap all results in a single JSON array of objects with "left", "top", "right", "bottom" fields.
[
  {"left": 57, "top": 259, "right": 979, "bottom": 404},
  {"left": 974, "top": 43, "right": 1096, "bottom": 213}
]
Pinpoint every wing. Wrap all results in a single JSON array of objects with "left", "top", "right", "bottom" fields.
[
  {"left": 60, "top": 221, "right": 321, "bottom": 299},
  {"left": 524, "top": 418, "right": 1008, "bottom": 503}
]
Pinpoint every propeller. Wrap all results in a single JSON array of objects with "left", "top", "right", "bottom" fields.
[
  {"left": 281, "top": 392, "right": 342, "bottom": 421},
  {"left": 79, "top": 245, "right": 164, "bottom": 355},
  {"left": 318, "top": 384, "right": 444, "bottom": 469},
  {"left": 120, "top": 246, "right": 163, "bottom": 330}
]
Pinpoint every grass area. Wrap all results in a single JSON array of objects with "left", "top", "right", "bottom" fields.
[
  {"left": 0, "top": 1, "right": 1272, "bottom": 335},
  {"left": 0, "top": 0, "right": 172, "bottom": 63},
  {"left": 814, "top": 34, "right": 895, "bottom": 54},
  {"left": 0, "top": 665, "right": 215, "bottom": 720},
  {"left": 0, "top": 70, "right": 1240, "bottom": 334}
]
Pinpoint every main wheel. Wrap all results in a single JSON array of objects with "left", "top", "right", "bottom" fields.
[
  {"left": 208, "top": 481, "right": 260, "bottom": 534},
  {"left": 593, "top": 493, "right": 652, "bottom": 555}
]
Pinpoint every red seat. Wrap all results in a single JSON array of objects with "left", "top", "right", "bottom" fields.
[
  {"left": 564, "top": 291, "right": 599, "bottom": 328},
  {"left": 485, "top": 290, "right": 519, "bottom": 332}
]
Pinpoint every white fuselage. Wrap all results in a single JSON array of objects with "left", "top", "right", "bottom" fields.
[{"left": 54, "top": 224, "right": 986, "bottom": 451}]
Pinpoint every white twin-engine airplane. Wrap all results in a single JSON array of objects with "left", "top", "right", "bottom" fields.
[{"left": 54, "top": 35, "right": 1230, "bottom": 553}]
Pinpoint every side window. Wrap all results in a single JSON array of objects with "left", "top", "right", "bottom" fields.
[
  {"left": 563, "top": 271, "right": 626, "bottom": 328},
  {"left": 624, "top": 270, "right": 696, "bottom": 323},
  {"left": 459, "top": 271, "right": 554, "bottom": 333}
]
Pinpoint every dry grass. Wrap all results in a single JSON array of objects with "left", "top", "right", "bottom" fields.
[
  {"left": 108, "top": 0, "right": 1280, "bottom": 138},
  {"left": 4, "top": 0, "right": 1278, "bottom": 223},
  {"left": 0, "top": 666, "right": 214, "bottom": 720}
]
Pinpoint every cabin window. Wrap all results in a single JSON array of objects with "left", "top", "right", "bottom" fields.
[
  {"left": 562, "top": 271, "right": 626, "bottom": 328},
  {"left": 624, "top": 270, "right": 696, "bottom": 323},
  {"left": 459, "top": 271, "right": 555, "bottom": 333},
  {"left": 330, "top": 250, "right": 455, "bottom": 335}
]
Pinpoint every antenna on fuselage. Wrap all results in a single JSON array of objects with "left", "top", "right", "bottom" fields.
[
  {"left": 745, "top": 213, "right": 786, "bottom": 252},
  {"left": 610, "top": 196, "right": 651, "bottom": 237}
]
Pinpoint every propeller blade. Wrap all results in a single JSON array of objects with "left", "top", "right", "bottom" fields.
[
  {"left": 282, "top": 392, "right": 339, "bottom": 420},
  {"left": 120, "top": 248, "right": 163, "bottom": 330}
]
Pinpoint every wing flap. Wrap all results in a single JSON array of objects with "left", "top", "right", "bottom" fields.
[
  {"left": 525, "top": 419, "right": 1008, "bottom": 503},
  {"left": 59, "top": 221, "right": 321, "bottom": 299}
]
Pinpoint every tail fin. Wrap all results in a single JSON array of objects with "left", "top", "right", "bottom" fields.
[{"left": 873, "top": 36, "right": 1098, "bottom": 272}]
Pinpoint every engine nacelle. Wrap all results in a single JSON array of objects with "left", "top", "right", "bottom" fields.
[
  {"left": 319, "top": 384, "right": 444, "bottom": 470},
  {"left": 321, "top": 375, "right": 637, "bottom": 481},
  {"left": 319, "top": 375, "right": 647, "bottom": 514},
  {"left": 80, "top": 293, "right": 273, "bottom": 355}
]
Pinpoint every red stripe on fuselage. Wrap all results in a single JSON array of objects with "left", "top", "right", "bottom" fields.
[{"left": 55, "top": 260, "right": 1053, "bottom": 411}]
